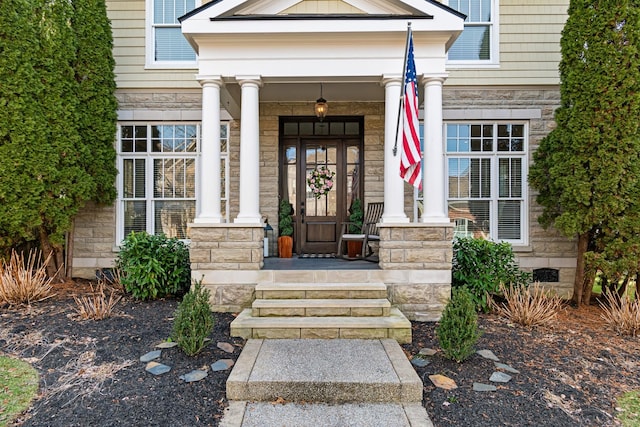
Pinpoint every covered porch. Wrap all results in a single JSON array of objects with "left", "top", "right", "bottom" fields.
[{"left": 180, "top": 0, "right": 463, "bottom": 322}]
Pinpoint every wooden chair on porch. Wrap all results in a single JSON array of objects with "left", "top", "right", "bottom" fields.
[{"left": 337, "top": 202, "right": 384, "bottom": 261}]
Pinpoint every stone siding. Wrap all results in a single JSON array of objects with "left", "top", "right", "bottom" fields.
[
  {"left": 72, "top": 202, "right": 117, "bottom": 279},
  {"left": 72, "top": 87, "right": 577, "bottom": 305},
  {"left": 188, "top": 224, "right": 264, "bottom": 271},
  {"left": 443, "top": 87, "right": 577, "bottom": 297}
]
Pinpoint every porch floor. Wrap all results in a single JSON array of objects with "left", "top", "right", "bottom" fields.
[{"left": 262, "top": 256, "right": 380, "bottom": 271}]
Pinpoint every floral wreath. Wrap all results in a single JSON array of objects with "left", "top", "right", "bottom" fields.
[{"left": 307, "top": 166, "right": 335, "bottom": 199}]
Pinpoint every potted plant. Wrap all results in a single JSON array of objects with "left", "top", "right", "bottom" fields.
[
  {"left": 278, "top": 199, "right": 294, "bottom": 258},
  {"left": 347, "top": 198, "right": 364, "bottom": 258}
]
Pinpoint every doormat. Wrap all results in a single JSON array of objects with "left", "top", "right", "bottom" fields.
[{"left": 298, "top": 253, "right": 336, "bottom": 259}]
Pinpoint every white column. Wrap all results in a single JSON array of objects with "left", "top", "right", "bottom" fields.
[
  {"left": 380, "top": 76, "right": 409, "bottom": 223},
  {"left": 194, "top": 76, "right": 223, "bottom": 223},
  {"left": 234, "top": 76, "right": 262, "bottom": 223},
  {"left": 421, "top": 75, "right": 449, "bottom": 222}
]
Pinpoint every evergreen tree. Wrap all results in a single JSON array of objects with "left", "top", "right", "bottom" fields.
[
  {"left": 34, "top": 0, "right": 94, "bottom": 278},
  {"left": 72, "top": 0, "right": 118, "bottom": 205},
  {"left": 0, "top": 0, "right": 118, "bottom": 279},
  {"left": 0, "top": 1, "right": 49, "bottom": 251},
  {"left": 529, "top": 0, "right": 640, "bottom": 305}
]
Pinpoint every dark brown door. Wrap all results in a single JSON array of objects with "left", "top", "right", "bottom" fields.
[
  {"left": 280, "top": 117, "right": 363, "bottom": 255},
  {"left": 300, "top": 139, "right": 341, "bottom": 254}
]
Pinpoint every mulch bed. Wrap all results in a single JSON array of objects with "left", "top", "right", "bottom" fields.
[
  {"left": 1, "top": 280, "right": 639, "bottom": 426},
  {"left": 403, "top": 304, "right": 640, "bottom": 426}
]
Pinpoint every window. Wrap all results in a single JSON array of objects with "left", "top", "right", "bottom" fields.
[
  {"left": 445, "top": 123, "right": 527, "bottom": 245},
  {"left": 147, "top": 0, "right": 197, "bottom": 66},
  {"left": 447, "top": 0, "right": 497, "bottom": 64},
  {"left": 117, "top": 123, "right": 230, "bottom": 242}
]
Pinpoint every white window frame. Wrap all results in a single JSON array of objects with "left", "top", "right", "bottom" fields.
[
  {"left": 145, "top": 0, "right": 199, "bottom": 69},
  {"left": 447, "top": 0, "right": 500, "bottom": 68},
  {"left": 443, "top": 121, "right": 529, "bottom": 246},
  {"left": 116, "top": 123, "right": 200, "bottom": 243}
]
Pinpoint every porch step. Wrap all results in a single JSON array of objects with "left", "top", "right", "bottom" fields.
[
  {"left": 231, "top": 281, "right": 411, "bottom": 343},
  {"left": 230, "top": 307, "right": 411, "bottom": 343},
  {"left": 254, "top": 282, "right": 388, "bottom": 300},
  {"left": 226, "top": 339, "right": 423, "bottom": 404},
  {"left": 251, "top": 298, "right": 391, "bottom": 317}
]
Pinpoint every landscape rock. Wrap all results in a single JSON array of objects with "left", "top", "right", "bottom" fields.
[
  {"left": 156, "top": 341, "right": 179, "bottom": 349},
  {"left": 145, "top": 361, "right": 171, "bottom": 375},
  {"left": 217, "top": 342, "right": 235, "bottom": 353},
  {"left": 140, "top": 350, "right": 162, "bottom": 362},
  {"left": 473, "top": 383, "right": 497, "bottom": 392},
  {"left": 418, "top": 348, "right": 437, "bottom": 356},
  {"left": 211, "top": 359, "right": 235, "bottom": 371},
  {"left": 495, "top": 362, "right": 520, "bottom": 374},
  {"left": 477, "top": 349, "right": 499, "bottom": 361},
  {"left": 429, "top": 374, "right": 458, "bottom": 390},
  {"left": 180, "top": 370, "right": 208, "bottom": 382},
  {"left": 411, "top": 357, "right": 430, "bottom": 368},
  {"left": 489, "top": 372, "right": 512, "bottom": 383}
]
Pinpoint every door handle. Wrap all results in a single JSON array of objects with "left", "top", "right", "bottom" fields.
[{"left": 300, "top": 207, "right": 305, "bottom": 223}]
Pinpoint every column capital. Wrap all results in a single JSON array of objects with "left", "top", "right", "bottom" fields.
[
  {"left": 381, "top": 74, "right": 402, "bottom": 87},
  {"left": 236, "top": 75, "right": 263, "bottom": 87},
  {"left": 196, "top": 75, "right": 223, "bottom": 87},
  {"left": 420, "top": 74, "right": 448, "bottom": 86}
]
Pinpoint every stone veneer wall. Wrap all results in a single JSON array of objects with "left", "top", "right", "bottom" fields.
[
  {"left": 72, "top": 201, "right": 117, "bottom": 278},
  {"left": 378, "top": 223, "right": 454, "bottom": 321},
  {"left": 72, "top": 87, "right": 577, "bottom": 303},
  {"left": 188, "top": 223, "right": 264, "bottom": 312},
  {"left": 443, "top": 87, "right": 577, "bottom": 298}
]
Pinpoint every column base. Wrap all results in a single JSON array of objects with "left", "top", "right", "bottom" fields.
[
  {"left": 234, "top": 215, "right": 262, "bottom": 224},
  {"left": 420, "top": 216, "right": 453, "bottom": 226},
  {"left": 194, "top": 216, "right": 224, "bottom": 224},
  {"left": 380, "top": 215, "right": 410, "bottom": 224}
]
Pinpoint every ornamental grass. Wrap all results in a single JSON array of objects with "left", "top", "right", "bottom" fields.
[
  {"left": 0, "top": 249, "right": 55, "bottom": 306},
  {"left": 73, "top": 280, "right": 122, "bottom": 320},
  {"left": 491, "top": 282, "right": 563, "bottom": 327},
  {"left": 600, "top": 291, "right": 640, "bottom": 337}
]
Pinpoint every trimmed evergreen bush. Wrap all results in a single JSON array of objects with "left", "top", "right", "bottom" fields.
[
  {"left": 348, "top": 198, "right": 364, "bottom": 233},
  {"left": 436, "top": 287, "right": 481, "bottom": 363},
  {"left": 278, "top": 199, "right": 294, "bottom": 237},
  {"left": 171, "top": 280, "right": 214, "bottom": 356},
  {"left": 115, "top": 232, "right": 191, "bottom": 300},
  {"left": 452, "top": 237, "right": 531, "bottom": 312}
]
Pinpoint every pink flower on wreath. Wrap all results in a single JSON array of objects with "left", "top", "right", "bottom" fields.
[{"left": 307, "top": 166, "right": 335, "bottom": 199}]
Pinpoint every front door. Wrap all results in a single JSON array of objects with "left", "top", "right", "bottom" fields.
[{"left": 280, "top": 117, "right": 363, "bottom": 255}]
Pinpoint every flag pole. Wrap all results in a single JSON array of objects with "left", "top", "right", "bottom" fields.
[{"left": 393, "top": 22, "right": 412, "bottom": 157}]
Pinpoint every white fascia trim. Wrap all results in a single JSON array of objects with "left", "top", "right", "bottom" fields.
[{"left": 185, "top": 18, "right": 460, "bottom": 35}]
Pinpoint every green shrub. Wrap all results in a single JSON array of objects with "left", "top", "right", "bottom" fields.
[
  {"left": 278, "top": 199, "right": 294, "bottom": 237},
  {"left": 171, "top": 280, "right": 214, "bottom": 356},
  {"left": 436, "top": 287, "right": 481, "bottom": 363},
  {"left": 452, "top": 237, "right": 532, "bottom": 312},
  {"left": 115, "top": 232, "right": 191, "bottom": 300},
  {"left": 348, "top": 198, "right": 364, "bottom": 233}
]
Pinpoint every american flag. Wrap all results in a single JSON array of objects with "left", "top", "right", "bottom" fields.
[{"left": 399, "top": 30, "right": 422, "bottom": 190}]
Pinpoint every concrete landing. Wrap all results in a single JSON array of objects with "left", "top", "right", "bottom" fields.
[{"left": 222, "top": 339, "right": 432, "bottom": 427}]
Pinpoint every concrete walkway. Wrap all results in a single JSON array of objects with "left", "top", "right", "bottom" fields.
[{"left": 220, "top": 339, "right": 433, "bottom": 427}]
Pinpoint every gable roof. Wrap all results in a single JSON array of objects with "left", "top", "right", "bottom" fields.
[{"left": 180, "top": 0, "right": 465, "bottom": 26}]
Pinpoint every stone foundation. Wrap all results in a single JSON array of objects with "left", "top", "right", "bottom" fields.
[{"left": 188, "top": 223, "right": 264, "bottom": 271}]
